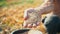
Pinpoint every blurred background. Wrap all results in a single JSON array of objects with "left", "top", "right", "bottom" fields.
[{"left": 0, "top": 0, "right": 44, "bottom": 34}]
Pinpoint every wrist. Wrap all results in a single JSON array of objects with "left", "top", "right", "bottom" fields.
[{"left": 34, "top": 8, "right": 42, "bottom": 15}]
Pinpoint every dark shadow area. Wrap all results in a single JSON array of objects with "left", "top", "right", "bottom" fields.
[{"left": 11, "top": 29, "right": 30, "bottom": 34}]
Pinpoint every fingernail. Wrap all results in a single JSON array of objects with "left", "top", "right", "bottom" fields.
[
  {"left": 24, "top": 17, "right": 28, "bottom": 20},
  {"left": 28, "top": 24, "right": 32, "bottom": 28},
  {"left": 33, "top": 24, "right": 36, "bottom": 28},
  {"left": 23, "top": 24, "right": 27, "bottom": 28},
  {"left": 36, "top": 22, "right": 40, "bottom": 26}
]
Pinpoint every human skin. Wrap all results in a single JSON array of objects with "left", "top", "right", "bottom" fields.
[
  {"left": 37, "top": 0, "right": 60, "bottom": 17},
  {"left": 23, "top": 0, "right": 53, "bottom": 28},
  {"left": 23, "top": 0, "right": 60, "bottom": 34},
  {"left": 40, "top": 0, "right": 60, "bottom": 34},
  {"left": 52, "top": 0, "right": 60, "bottom": 18}
]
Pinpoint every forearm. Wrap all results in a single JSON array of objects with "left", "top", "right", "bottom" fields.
[{"left": 35, "top": 0, "right": 54, "bottom": 14}]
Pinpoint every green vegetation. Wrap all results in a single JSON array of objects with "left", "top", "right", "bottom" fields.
[
  {"left": 0, "top": 0, "right": 35, "bottom": 7},
  {"left": 0, "top": 0, "right": 7, "bottom": 7},
  {"left": 0, "top": 0, "right": 6, "bottom": 1},
  {"left": 26, "top": 0, "right": 34, "bottom": 3}
]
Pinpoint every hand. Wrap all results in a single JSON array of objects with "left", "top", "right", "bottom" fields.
[
  {"left": 24, "top": 8, "right": 36, "bottom": 20},
  {"left": 23, "top": 8, "right": 40, "bottom": 28}
]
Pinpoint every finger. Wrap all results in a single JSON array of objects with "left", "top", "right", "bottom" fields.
[
  {"left": 24, "top": 16, "right": 28, "bottom": 20},
  {"left": 24, "top": 11, "right": 28, "bottom": 20},
  {"left": 27, "top": 24, "right": 32, "bottom": 28},
  {"left": 36, "top": 22, "right": 40, "bottom": 26},
  {"left": 32, "top": 24, "right": 36, "bottom": 28},
  {"left": 23, "top": 23, "right": 28, "bottom": 28}
]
